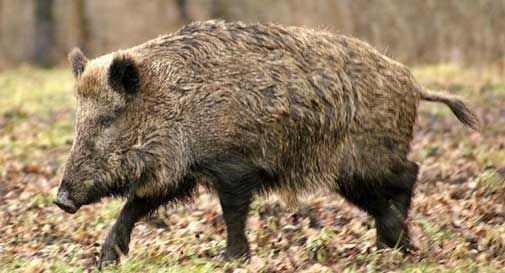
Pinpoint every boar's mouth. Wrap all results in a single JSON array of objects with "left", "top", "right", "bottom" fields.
[
  {"left": 53, "top": 187, "right": 79, "bottom": 214},
  {"left": 54, "top": 178, "right": 120, "bottom": 214},
  {"left": 53, "top": 199, "right": 79, "bottom": 214}
]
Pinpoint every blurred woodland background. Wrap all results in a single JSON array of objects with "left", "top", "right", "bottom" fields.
[
  {"left": 1, "top": 1, "right": 505, "bottom": 272},
  {"left": 1, "top": 0, "right": 505, "bottom": 68}
]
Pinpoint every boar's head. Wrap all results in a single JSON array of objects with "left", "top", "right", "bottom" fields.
[{"left": 54, "top": 48, "right": 156, "bottom": 213}]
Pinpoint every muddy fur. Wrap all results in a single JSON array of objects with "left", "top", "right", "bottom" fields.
[{"left": 55, "top": 20, "right": 478, "bottom": 267}]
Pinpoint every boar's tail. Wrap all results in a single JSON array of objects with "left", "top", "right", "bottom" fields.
[{"left": 419, "top": 87, "right": 480, "bottom": 131}]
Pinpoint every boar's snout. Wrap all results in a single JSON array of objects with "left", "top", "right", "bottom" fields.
[{"left": 54, "top": 182, "right": 78, "bottom": 214}]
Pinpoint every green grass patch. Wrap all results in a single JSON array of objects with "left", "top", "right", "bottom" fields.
[
  {"left": 0, "top": 67, "right": 74, "bottom": 115},
  {"left": 473, "top": 169, "right": 504, "bottom": 197}
]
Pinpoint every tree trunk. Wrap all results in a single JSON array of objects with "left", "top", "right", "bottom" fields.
[
  {"left": 176, "top": 0, "right": 190, "bottom": 23},
  {"left": 32, "top": 0, "right": 55, "bottom": 67},
  {"left": 211, "top": 0, "right": 228, "bottom": 19},
  {"left": 75, "top": 0, "right": 90, "bottom": 53}
]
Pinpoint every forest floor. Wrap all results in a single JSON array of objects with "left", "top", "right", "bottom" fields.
[{"left": 0, "top": 64, "right": 504, "bottom": 273}]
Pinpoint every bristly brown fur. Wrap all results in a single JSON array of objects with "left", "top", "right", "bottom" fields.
[{"left": 57, "top": 20, "right": 479, "bottom": 266}]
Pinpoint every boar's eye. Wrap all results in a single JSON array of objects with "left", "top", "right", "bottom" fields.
[{"left": 98, "top": 115, "right": 115, "bottom": 128}]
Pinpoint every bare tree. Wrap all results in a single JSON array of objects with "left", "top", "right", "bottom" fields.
[
  {"left": 176, "top": 0, "right": 190, "bottom": 23},
  {"left": 32, "top": 0, "right": 55, "bottom": 67},
  {"left": 0, "top": 0, "right": 3, "bottom": 60},
  {"left": 211, "top": 0, "right": 227, "bottom": 19},
  {"left": 75, "top": 0, "right": 90, "bottom": 53}
]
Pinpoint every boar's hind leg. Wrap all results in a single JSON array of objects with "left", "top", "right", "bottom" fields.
[
  {"left": 98, "top": 198, "right": 161, "bottom": 269},
  {"left": 377, "top": 162, "right": 418, "bottom": 252},
  {"left": 338, "top": 162, "right": 418, "bottom": 252},
  {"left": 386, "top": 162, "right": 419, "bottom": 220}
]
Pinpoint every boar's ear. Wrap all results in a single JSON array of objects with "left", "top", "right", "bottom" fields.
[
  {"left": 68, "top": 47, "right": 88, "bottom": 78},
  {"left": 108, "top": 54, "right": 140, "bottom": 96}
]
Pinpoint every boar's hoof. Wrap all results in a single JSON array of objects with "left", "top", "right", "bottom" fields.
[
  {"left": 97, "top": 229, "right": 130, "bottom": 269},
  {"left": 223, "top": 244, "right": 250, "bottom": 260},
  {"left": 97, "top": 250, "right": 118, "bottom": 270},
  {"left": 97, "top": 242, "right": 127, "bottom": 270}
]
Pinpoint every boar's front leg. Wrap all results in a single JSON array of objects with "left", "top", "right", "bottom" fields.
[
  {"left": 212, "top": 161, "right": 275, "bottom": 259},
  {"left": 98, "top": 198, "right": 160, "bottom": 269},
  {"left": 218, "top": 187, "right": 253, "bottom": 259}
]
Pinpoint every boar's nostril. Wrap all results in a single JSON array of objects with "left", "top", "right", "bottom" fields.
[{"left": 54, "top": 188, "right": 78, "bottom": 214}]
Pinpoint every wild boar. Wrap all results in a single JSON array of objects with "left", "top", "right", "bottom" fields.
[{"left": 53, "top": 20, "right": 478, "bottom": 268}]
